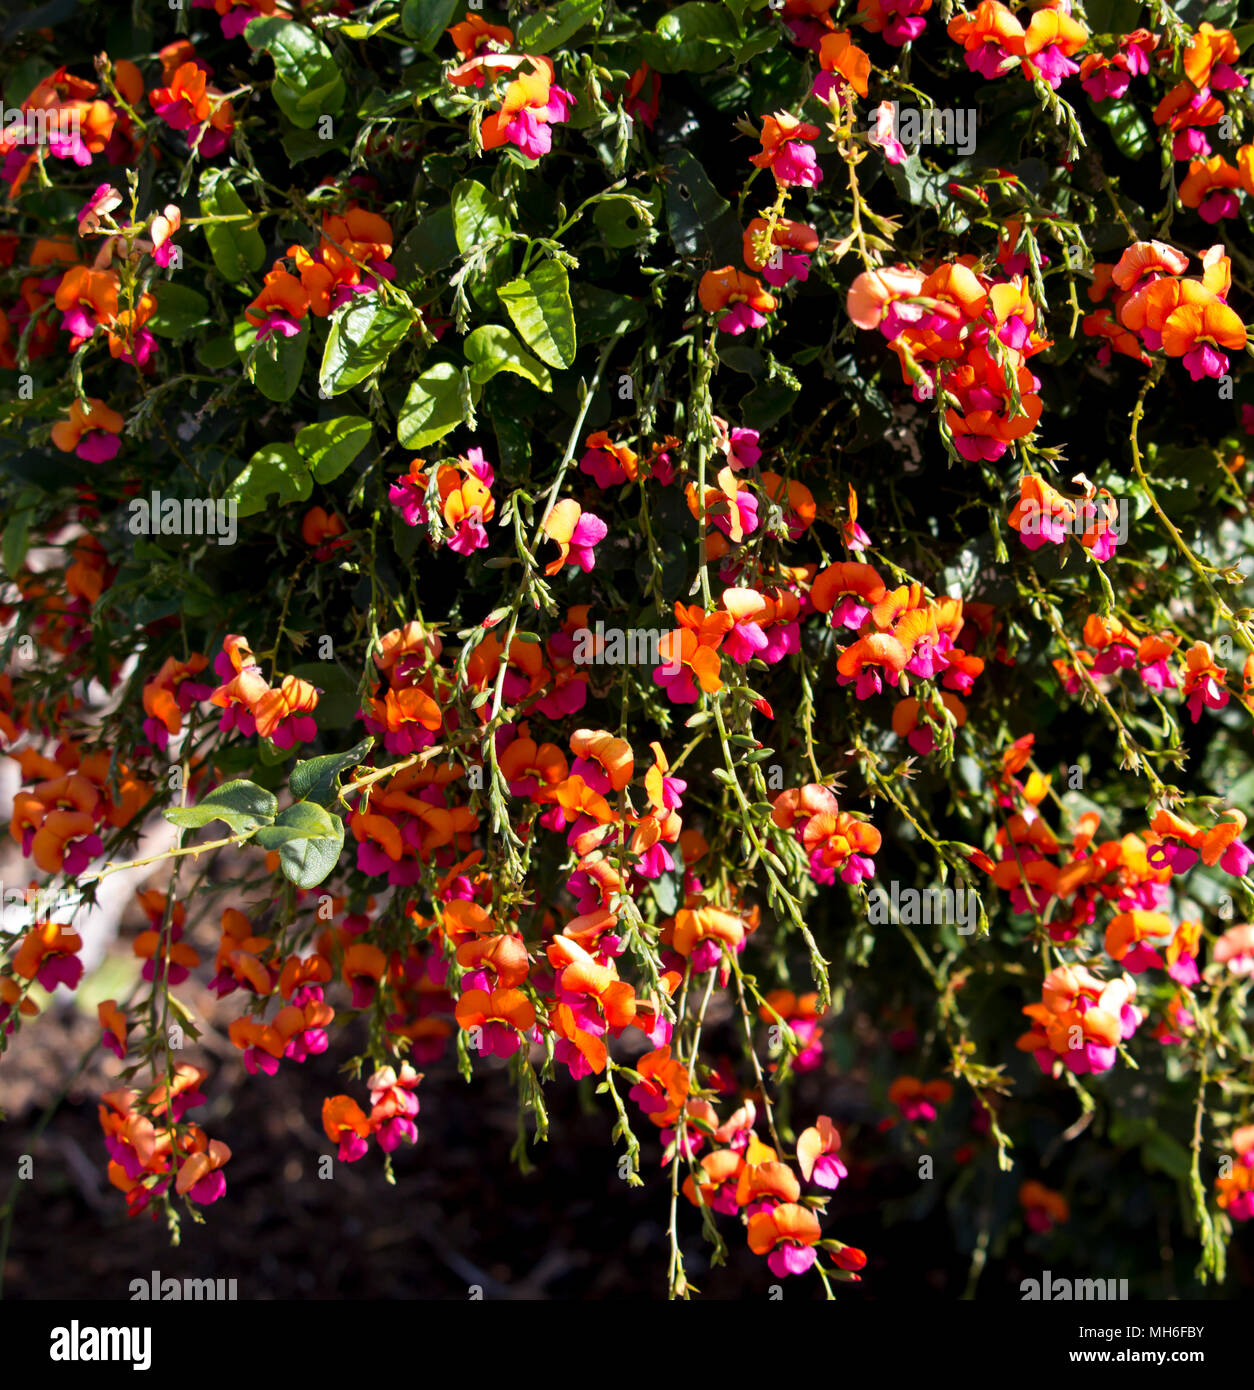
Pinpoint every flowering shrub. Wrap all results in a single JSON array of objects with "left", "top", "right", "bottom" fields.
[{"left": 1, "top": 0, "right": 1254, "bottom": 1300}]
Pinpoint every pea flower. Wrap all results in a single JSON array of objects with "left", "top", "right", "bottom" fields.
[{"left": 542, "top": 499, "right": 608, "bottom": 575}]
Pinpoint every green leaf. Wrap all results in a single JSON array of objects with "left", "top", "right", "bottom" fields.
[
  {"left": 246, "top": 16, "right": 345, "bottom": 128},
  {"left": 400, "top": 0, "right": 460, "bottom": 47},
  {"left": 497, "top": 261, "right": 577, "bottom": 370},
  {"left": 150, "top": 283, "right": 212, "bottom": 340},
  {"left": 320, "top": 300, "right": 415, "bottom": 396},
  {"left": 248, "top": 320, "right": 309, "bottom": 402},
  {"left": 1141, "top": 1131, "right": 1191, "bottom": 1180},
  {"left": 395, "top": 206, "right": 457, "bottom": 277},
  {"left": 570, "top": 282, "right": 648, "bottom": 341},
  {"left": 1093, "top": 97, "right": 1153, "bottom": 160},
  {"left": 641, "top": 2, "right": 738, "bottom": 73},
  {"left": 651, "top": 872, "right": 679, "bottom": 916},
  {"left": 742, "top": 376, "right": 799, "bottom": 431},
  {"left": 516, "top": 0, "right": 602, "bottom": 53},
  {"left": 165, "top": 780, "right": 278, "bottom": 835},
  {"left": 254, "top": 801, "right": 345, "bottom": 888},
  {"left": 1, "top": 487, "right": 40, "bottom": 580},
  {"left": 886, "top": 149, "right": 948, "bottom": 211},
  {"left": 451, "top": 178, "right": 510, "bottom": 254},
  {"left": 196, "top": 334, "right": 238, "bottom": 369},
  {"left": 226, "top": 443, "right": 313, "bottom": 517},
  {"left": 664, "top": 148, "right": 733, "bottom": 259},
  {"left": 198, "top": 173, "right": 266, "bottom": 282},
  {"left": 290, "top": 736, "right": 375, "bottom": 807},
  {"left": 397, "top": 360, "right": 468, "bottom": 447},
  {"left": 593, "top": 189, "right": 659, "bottom": 247},
  {"left": 464, "top": 324, "right": 553, "bottom": 391},
  {"left": 295, "top": 416, "right": 372, "bottom": 483},
  {"left": 1084, "top": 0, "right": 1147, "bottom": 34}
]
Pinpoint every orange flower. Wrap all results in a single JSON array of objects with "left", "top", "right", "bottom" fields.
[
  {"left": 836, "top": 632, "right": 910, "bottom": 685},
  {"left": 98, "top": 999, "right": 129, "bottom": 1056},
  {"left": 656, "top": 602, "right": 734, "bottom": 699},
  {"left": 1112, "top": 240, "right": 1195, "bottom": 294},
  {"left": 815, "top": 30, "right": 870, "bottom": 98},
  {"left": 322, "top": 1095, "right": 372, "bottom": 1160},
  {"left": 797, "top": 1114, "right": 846, "bottom": 1188},
  {"left": 458, "top": 933, "right": 531, "bottom": 991},
  {"left": 1082, "top": 309, "right": 1149, "bottom": 364},
  {"left": 742, "top": 216, "right": 819, "bottom": 274},
  {"left": 758, "top": 472, "right": 816, "bottom": 538},
  {"left": 628, "top": 1045, "right": 690, "bottom": 1126},
  {"left": 682, "top": 1148, "right": 745, "bottom": 1211},
  {"left": 50, "top": 397, "right": 125, "bottom": 463},
  {"left": 1020, "top": 1180, "right": 1069, "bottom": 1231},
  {"left": 670, "top": 903, "right": 750, "bottom": 958},
  {"left": 1213, "top": 925, "right": 1254, "bottom": 975},
  {"left": 301, "top": 506, "right": 349, "bottom": 557},
  {"left": 342, "top": 942, "right": 387, "bottom": 1005},
  {"left": 244, "top": 266, "right": 310, "bottom": 340},
  {"left": 947, "top": 2, "right": 1026, "bottom": 75},
  {"left": 1180, "top": 641, "right": 1229, "bottom": 720},
  {"left": 12, "top": 921, "right": 83, "bottom": 989},
  {"left": 477, "top": 55, "right": 573, "bottom": 156},
  {"left": 1020, "top": 7, "right": 1088, "bottom": 74},
  {"left": 1178, "top": 156, "right": 1242, "bottom": 219},
  {"left": 1153, "top": 82, "right": 1223, "bottom": 135},
  {"left": 887, "top": 1075, "right": 952, "bottom": 1122},
  {"left": 1239, "top": 145, "right": 1254, "bottom": 199},
  {"left": 1007, "top": 473, "right": 1077, "bottom": 549},
  {"left": 749, "top": 112, "right": 822, "bottom": 187},
  {"left": 1159, "top": 296, "right": 1246, "bottom": 376},
  {"left": 746, "top": 1202, "right": 822, "bottom": 1274},
  {"left": 448, "top": 13, "right": 514, "bottom": 59},
  {"left": 175, "top": 1138, "right": 231, "bottom": 1200},
  {"left": 569, "top": 728, "right": 634, "bottom": 790},
  {"left": 846, "top": 264, "right": 926, "bottom": 330},
  {"left": 454, "top": 987, "right": 537, "bottom": 1057},
  {"left": 54, "top": 264, "right": 119, "bottom": 333},
  {"left": 698, "top": 266, "right": 776, "bottom": 333},
  {"left": 541, "top": 498, "right": 608, "bottom": 576},
  {"left": 1104, "top": 910, "right": 1171, "bottom": 961},
  {"left": 1183, "top": 22, "right": 1242, "bottom": 91}
]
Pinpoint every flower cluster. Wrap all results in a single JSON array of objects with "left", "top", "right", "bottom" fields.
[
  {"left": 1084, "top": 241, "right": 1246, "bottom": 381},
  {"left": 2, "top": 0, "right": 1253, "bottom": 1306},
  {"left": 209, "top": 634, "right": 320, "bottom": 750},
  {"left": 847, "top": 259, "right": 1049, "bottom": 461}
]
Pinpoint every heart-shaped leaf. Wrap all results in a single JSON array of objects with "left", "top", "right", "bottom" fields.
[
  {"left": 497, "top": 261, "right": 577, "bottom": 370},
  {"left": 464, "top": 324, "right": 553, "bottom": 391},
  {"left": 295, "top": 416, "right": 372, "bottom": 483},
  {"left": 290, "top": 736, "right": 375, "bottom": 808},
  {"left": 254, "top": 801, "right": 345, "bottom": 888},
  {"left": 165, "top": 780, "right": 278, "bottom": 835}
]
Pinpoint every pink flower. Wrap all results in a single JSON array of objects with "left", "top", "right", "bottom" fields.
[
  {"left": 388, "top": 460, "right": 429, "bottom": 527},
  {"left": 77, "top": 183, "right": 122, "bottom": 236},
  {"left": 542, "top": 500, "right": 608, "bottom": 575},
  {"left": 869, "top": 101, "right": 907, "bottom": 164}
]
